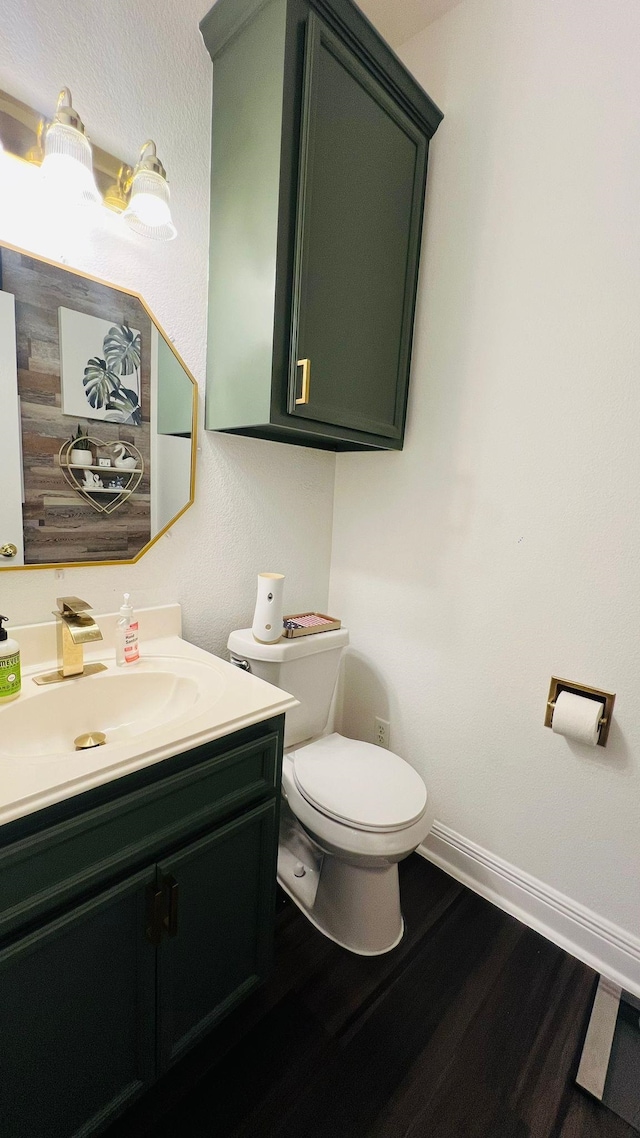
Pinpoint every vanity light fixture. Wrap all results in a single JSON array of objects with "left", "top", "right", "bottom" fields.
[
  {"left": 0, "top": 87, "right": 176, "bottom": 241},
  {"left": 104, "top": 141, "right": 177, "bottom": 241},
  {"left": 121, "top": 141, "right": 177, "bottom": 242},
  {"left": 39, "top": 88, "right": 101, "bottom": 206}
]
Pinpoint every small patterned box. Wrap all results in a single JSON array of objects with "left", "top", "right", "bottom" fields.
[{"left": 282, "top": 612, "right": 342, "bottom": 638}]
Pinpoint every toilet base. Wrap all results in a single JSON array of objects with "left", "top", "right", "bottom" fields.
[{"left": 277, "top": 842, "right": 405, "bottom": 956}]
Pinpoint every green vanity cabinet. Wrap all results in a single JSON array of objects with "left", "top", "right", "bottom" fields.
[
  {"left": 0, "top": 718, "right": 283, "bottom": 1138},
  {"left": 201, "top": 0, "right": 443, "bottom": 451},
  {"left": 0, "top": 869, "right": 157, "bottom": 1138}
]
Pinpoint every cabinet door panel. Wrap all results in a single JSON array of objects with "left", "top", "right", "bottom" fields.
[
  {"left": 0, "top": 868, "right": 156, "bottom": 1138},
  {"left": 289, "top": 13, "right": 427, "bottom": 438},
  {"left": 157, "top": 800, "right": 277, "bottom": 1069}
]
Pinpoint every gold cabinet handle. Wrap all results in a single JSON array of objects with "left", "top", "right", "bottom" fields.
[
  {"left": 295, "top": 358, "right": 311, "bottom": 405},
  {"left": 0, "top": 544, "right": 17, "bottom": 559}
]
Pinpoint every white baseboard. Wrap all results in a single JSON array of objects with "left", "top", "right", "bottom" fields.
[{"left": 419, "top": 821, "right": 640, "bottom": 999}]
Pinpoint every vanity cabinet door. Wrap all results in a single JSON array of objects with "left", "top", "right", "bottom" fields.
[
  {"left": 0, "top": 867, "right": 156, "bottom": 1138},
  {"left": 288, "top": 13, "right": 427, "bottom": 443},
  {"left": 157, "top": 799, "right": 277, "bottom": 1070}
]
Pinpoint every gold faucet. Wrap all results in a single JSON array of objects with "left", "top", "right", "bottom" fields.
[{"left": 33, "top": 597, "right": 107, "bottom": 685}]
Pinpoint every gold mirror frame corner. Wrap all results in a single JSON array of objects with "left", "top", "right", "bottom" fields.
[{"left": 0, "top": 237, "right": 198, "bottom": 572}]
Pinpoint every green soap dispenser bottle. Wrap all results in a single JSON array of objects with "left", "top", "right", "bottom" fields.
[{"left": 0, "top": 616, "right": 21, "bottom": 702}]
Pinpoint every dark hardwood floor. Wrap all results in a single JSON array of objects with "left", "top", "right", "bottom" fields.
[{"left": 107, "top": 855, "right": 634, "bottom": 1138}]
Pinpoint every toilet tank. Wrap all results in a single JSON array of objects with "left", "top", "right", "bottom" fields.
[{"left": 227, "top": 627, "right": 349, "bottom": 747}]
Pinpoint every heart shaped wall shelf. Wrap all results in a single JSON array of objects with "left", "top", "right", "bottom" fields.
[{"left": 58, "top": 438, "right": 144, "bottom": 515}]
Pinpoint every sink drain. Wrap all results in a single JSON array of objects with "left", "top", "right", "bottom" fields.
[{"left": 74, "top": 731, "right": 107, "bottom": 751}]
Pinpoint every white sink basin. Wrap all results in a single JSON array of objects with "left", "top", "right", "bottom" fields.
[
  {"left": 0, "top": 613, "right": 298, "bottom": 829},
  {"left": 0, "top": 656, "right": 225, "bottom": 761}
]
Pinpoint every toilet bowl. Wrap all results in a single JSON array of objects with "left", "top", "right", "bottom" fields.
[
  {"left": 280, "top": 733, "right": 429, "bottom": 954},
  {"left": 227, "top": 627, "right": 430, "bottom": 956}
]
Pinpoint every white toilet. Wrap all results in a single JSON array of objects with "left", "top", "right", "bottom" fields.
[{"left": 228, "top": 626, "right": 430, "bottom": 955}]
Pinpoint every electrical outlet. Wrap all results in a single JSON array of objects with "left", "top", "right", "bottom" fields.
[{"left": 375, "top": 717, "right": 390, "bottom": 749}]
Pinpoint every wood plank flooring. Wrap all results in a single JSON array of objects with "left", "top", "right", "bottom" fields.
[{"left": 107, "top": 855, "right": 635, "bottom": 1138}]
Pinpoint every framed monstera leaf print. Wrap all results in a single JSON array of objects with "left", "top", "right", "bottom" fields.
[{"left": 59, "top": 308, "right": 142, "bottom": 425}]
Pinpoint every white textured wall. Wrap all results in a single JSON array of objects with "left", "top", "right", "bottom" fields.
[
  {"left": 330, "top": 0, "right": 640, "bottom": 935},
  {"left": 358, "top": 0, "right": 463, "bottom": 49},
  {"left": 0, "top": 0, "right": 335, "bottom": 655}
]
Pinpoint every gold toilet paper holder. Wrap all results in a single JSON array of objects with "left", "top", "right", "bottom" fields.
[{"left": 544, "top": 677, "right": 616, "bottom": 748}]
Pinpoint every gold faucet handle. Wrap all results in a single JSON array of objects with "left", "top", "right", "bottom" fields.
[
  {"left": 54, "top": 597, "right": 103, "bottom": 645},
  {"left": 57, "top": 596, "right": 93, "bottom": 616}
]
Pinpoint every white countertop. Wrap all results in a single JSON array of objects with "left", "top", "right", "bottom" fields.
[{"left": 0, "top": 605, "right": 297, "bottom": 829}]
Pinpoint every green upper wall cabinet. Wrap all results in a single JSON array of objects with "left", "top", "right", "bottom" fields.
[{"left": 201, "top": 0, "right": 443, "bottom": 451}]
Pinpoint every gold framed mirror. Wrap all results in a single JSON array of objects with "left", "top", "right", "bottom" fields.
[{"left": 0, "top": 239, "right": 197, "bottom": 569}]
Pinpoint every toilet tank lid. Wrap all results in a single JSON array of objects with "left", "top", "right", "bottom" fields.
[{"left": 227, "top": 626, "right": 349, "bottom": 662}]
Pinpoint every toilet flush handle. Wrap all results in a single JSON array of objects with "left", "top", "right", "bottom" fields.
[{"left": 230, "top": 654, "right": 251, "bottom": 673}]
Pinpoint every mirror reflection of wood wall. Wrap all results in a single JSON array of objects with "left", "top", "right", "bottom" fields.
[{"left": 0, "top": 249, "right": 151, "bottom": 564}]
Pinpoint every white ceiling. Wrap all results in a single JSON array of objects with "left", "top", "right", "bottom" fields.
[{"left": 356, "top": 0, "right": 462, "bottom": 48}]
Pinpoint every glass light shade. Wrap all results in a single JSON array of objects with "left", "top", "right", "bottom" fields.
[
  {"left": 123, "top": 168, "right": 176, "bottom": 241},
  {"left": 41, "top": 122, "right": 101, "bottom": 206}
]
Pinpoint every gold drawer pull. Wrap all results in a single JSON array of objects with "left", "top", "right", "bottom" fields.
[
  {"left": 0, "top": 544, "right": 17, "bottom": 559},
  {"left": 295, "top": 358, "right": 311, "bottom": 405}
]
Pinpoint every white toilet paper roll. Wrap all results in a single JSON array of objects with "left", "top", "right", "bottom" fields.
[{"left": 551, "top": 690, "right": 603, "bottom": 746}]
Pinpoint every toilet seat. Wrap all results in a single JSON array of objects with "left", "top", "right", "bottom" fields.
[{"left": 290, "top": 733, "right": 427, "bottom": 833}]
